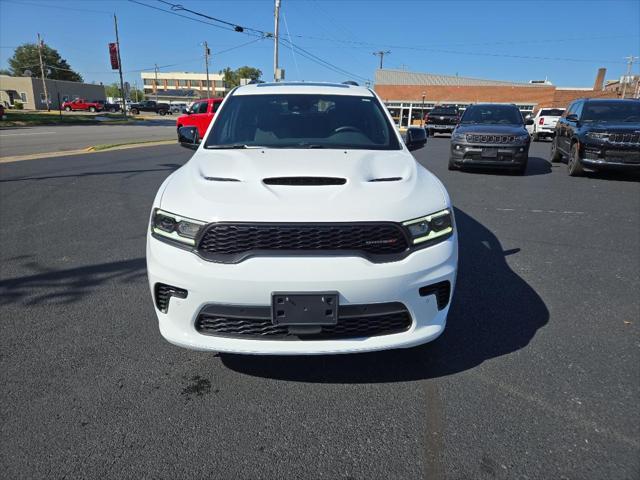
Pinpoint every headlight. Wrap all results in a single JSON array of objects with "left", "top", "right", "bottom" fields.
[
  {"left": 585, "top": 132, "right": 608, "bottom": 141},
  {"left": 451, "top": 132, "right": 465, "bottom": 142},
  {"left": 515, "top": 134, "right": 530, "bottom": 144},
  {"left": 151, "top": 209, "right": 206, "bottom": 246},
  {"left": 403, "top": 209, "right": 453, "bottom": 246}
]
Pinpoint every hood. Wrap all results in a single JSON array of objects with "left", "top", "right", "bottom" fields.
[
  {"left": 455, "top": 124, "right": 528, "bottom": 135},
  {"left": 159, "top": 148, "right": 449, "bottom": 223},
  {"left": 583, "top": 121, "right": 640, "bottom": 133}
]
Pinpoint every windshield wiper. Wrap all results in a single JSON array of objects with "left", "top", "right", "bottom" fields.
[{"left": 206, "top": 144, "right": 268, "bottom": 149}]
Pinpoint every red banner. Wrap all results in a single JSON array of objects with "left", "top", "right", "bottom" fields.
[{"left": 109, "top": 43, "right": 119, "bottom": 70}]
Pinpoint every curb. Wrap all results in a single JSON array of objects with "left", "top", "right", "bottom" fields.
[{"left": 0, "top": 139, "right": 175, "bottom": 164}]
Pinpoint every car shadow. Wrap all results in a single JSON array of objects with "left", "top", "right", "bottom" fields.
[
  {"left": 221, "top": 208, "right": 549, "bottom": 383},
  {"left": 0, "top": 163, "right": 184, "bottom": 183},
  {"left": 549, "top": 163, "right": 640, "bottom": 182}
]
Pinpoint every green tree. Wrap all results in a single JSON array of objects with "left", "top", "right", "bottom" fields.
[
  {"left": 8, "top": 43, "right": 83, "bottom": 82},
  {"left": 104, "top": 82, "right": 144, "bottom": 101},
  {"left": 220, "top": 66, "right": 262, "bottom": 88},
  {"left": 0, "top": 68, "right": 11, "bottom": 76}
]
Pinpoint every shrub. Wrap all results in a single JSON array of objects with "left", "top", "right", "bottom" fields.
[{"left": 13, "top": 100, "right": 23, "bottom": 110}]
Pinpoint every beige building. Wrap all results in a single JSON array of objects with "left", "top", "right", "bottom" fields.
[
  {"left": 141, "top": 71, "right": 228, "bottom": 102},
  {"left": 0, "top": 75, "right": 106, "bottom": 110}
]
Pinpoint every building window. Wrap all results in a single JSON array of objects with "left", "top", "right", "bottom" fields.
[
  {"left": 178, "top": 79, "right": 188, "bottom": 86},
  {"left": 39, "top": 93, "right": 50, "bottom": 105},
  {"left": 214, "top": 80, "right": 224, "bottom": 89},
  {"left": 20, "top": 92, "right": 27, "bottom": 102},
  {"left": 143, "top": 79, "right": 154, "bottom": 86}
]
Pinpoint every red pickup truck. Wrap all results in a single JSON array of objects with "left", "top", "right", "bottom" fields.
[
  {"left": 176, "top": 98, "right": 223, "bottom": 139},
  {"left": 62, "top": 99, "right": 104, "bottom": 112}
]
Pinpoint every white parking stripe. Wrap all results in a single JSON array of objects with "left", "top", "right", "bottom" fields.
[{"left": 0, "top": 131, "right": 56, "bottom": 137}]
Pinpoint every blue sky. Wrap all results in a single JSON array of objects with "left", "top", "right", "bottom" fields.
[{"left": 1, "top": 0, "right": 639, "bottom": 89}]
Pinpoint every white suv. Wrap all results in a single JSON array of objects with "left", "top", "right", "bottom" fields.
[
  {"left": 527, "top": 107, "right": 565, "bottom": 141},
  {"left": 146, "top": 82, "right": 458, "bottom": 354}
]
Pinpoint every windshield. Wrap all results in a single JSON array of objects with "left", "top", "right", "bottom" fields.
[
  {"left": 460, "top": 105, "right": 524, "bottom": 125},
  {"left": 582, "top": 101, "right": 640, "bottom": 122},
  {"left": 540, "top": 109, "right": 564, "bottom": 116},
  {"left": 430, "top": 107, "right": 458, "bottom": 115},
  {"left": 204, "top": 93, "right": 401, "bottom": 150}
]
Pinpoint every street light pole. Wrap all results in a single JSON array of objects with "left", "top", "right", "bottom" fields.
[
  {"left": 36, "top": 33, "right": 50, "bottom": 112},
  {"left": 154, "top": 64, "right": 159, "bottom": 103},
  {"left": 113, "top": 14, "right": 127, "bottom": 117},
  {"left": 203, "top": 41, "right": 211, "bottom": 97},
  {"left": 421, "top": 92, "right": 426, "bottom": 128}
]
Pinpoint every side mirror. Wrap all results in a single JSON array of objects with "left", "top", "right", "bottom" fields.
[
  {"left": 566, "top": 113, "right": 579, "bottom": 123},
  {"left": 405, "top": 126, "right": 427, "bottom": 151},
  {"left": 178, "top": 126, "right": 200, "bottom": 150},
  {"left": 525, "top": 118, "right": 534, "bottom": 125}
]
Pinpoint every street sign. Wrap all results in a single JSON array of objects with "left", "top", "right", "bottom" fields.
[{"left": 109, "top": 43, "right": 119, "bottom": 70}]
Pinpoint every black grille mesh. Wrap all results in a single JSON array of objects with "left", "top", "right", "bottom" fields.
[
  {"left": 608, "top": 133, "right": 640, "bottom": 144},
  {"left": 197, "top": 223, "right": 409, "bottom": 260},
  {"left": 195, "top": 307, "right": 412, "bottom": 340},
  {"left": 154, "top": 283, "right": 188, "bottom": 313}
]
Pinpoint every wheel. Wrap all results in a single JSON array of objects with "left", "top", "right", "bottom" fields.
[
  {"left": 448, "top": 157, "right": 459, "bottom": 171},
  {"left": 550, "top": 139, "right": 562, "bottom": 163},
  {"left": 64, "top": 106, "right": 71, "bottom": 112},
  {"left": 159, "top": 110, "right": 167, "bottom": 116},
  {"left": 89, "top": 106, "right": 96, "bottom": 113},
  {"left": 567, "top": 142, "right": 585, "bottom": 177},
  {"left": 130, "top": 108, "right": 139, "bottom": 115}
]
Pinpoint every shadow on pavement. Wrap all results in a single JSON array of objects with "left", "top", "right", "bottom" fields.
[
  {"left": 0, "top": 163, "right": 183, "bottom": 183},
  {"left": 0, "top": 258, "right": 146, "bottom": 306},
  {"left": 221, "top": 208, "right": 549, "bottom": 382},
  {"left": 458, "top": 156, "right": 551, "bottom": 176}
]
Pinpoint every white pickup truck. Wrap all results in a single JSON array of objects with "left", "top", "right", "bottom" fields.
[{"left": 527, "top": 107, "right": 565, "bottom": 141}]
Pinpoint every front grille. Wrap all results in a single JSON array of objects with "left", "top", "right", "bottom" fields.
[
  {"left": 608, "top": 132, "right": 640, "bottom": 144},
  {"left": 419, "top": 281, "right": 451, "bottom": 310},
  {"left": 154, "top": 283, "right": 188, "bottom": 313},
  {"left": 195, "top": 302, "right": 412, "bottom": 340},
  {"left": 466, "top": 134, "right": 517, "bottom": 143},
  {"left": 197, "top": 223, "right": 410, "bottom": 263}
]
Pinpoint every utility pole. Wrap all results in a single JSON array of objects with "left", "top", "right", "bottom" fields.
[
  {"left": 373, "top": 50, "right": 391, "bottom": 70},
  {"left": 154, "top": 64, "right": 159, "bottom": 103},
  {"left": 203, "top": 41, "right": 211, "bottom": 97},
  {"left": 621, "top": 55, "right": 639, "bottom": 98},
  {"left": 36, "top": 33, "right": 50, "bottom": 112},
  {"left": 273, "top": 0, "right": 281, "bottom": 82},
  {"left": 113, "top": 14, "right": 127, "bottom": 117}
]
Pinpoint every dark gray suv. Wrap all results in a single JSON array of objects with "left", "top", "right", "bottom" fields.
[{"left": 449, "top": 104, "right": 533, "bottom": 175}]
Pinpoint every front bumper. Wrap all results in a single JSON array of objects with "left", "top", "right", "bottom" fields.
[
  {"left": 146, "top": 233, "right": 458, "bottom": 354},
  {"left": 450, "top": 142, "right": 529, "bottom": 169},
  {"left": 582, "top": 143, "right": 640, "bottom": 170}
]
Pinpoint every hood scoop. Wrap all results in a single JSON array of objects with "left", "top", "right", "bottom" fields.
[
  {"left": 263, "top": 176, "right": 346, "bottom": 186},
  {"left": 204, "top": 176, "right": 240, "bottom": 182},
  {"left": 368, "top": 176, "right": 402, "bottom": 182}
]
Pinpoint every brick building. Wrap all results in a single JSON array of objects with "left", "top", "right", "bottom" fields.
[{"left": 374, "top": 69, "right": 619, "bottom": 128}]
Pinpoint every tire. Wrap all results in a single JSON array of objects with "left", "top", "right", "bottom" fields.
[
  {"left": 64, "top": 106, "right": 71, "bottom": 112},
  {"left": 130, "top": 108, "right": 139, "bottom": 115},
  {"left": 448, "top": 157, "right": 459, "bottom": 171},
  {"left": 89, "top": 106, "right": 96, "bottom": 113},
  {"left": 567, "top": 142, "right": 585, "bottom": 177},
  {"left": 550, "top": 139, "right": 563, "bottom": 163},
  {"left": 159, "top": 110, "right": 167, "bottom": 116}
]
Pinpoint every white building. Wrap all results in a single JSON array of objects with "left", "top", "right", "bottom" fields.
[{"left": 141, "top": 71, "right": 228, "bottom": 102}]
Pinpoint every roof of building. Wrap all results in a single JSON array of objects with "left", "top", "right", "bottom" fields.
[
  {"left": 374, "top": 69, "right": 549, "bottom": 87},
  {"left": 234, "top": 81, "right": 373, "bottom": 96}
]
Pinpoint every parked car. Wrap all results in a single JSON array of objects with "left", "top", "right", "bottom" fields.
[
  {"left": 170, "top": 102, "right": 188, "bottom": 114},
  {"left": 94, "top": 100, "right": 121, "bottom": 113},
  {"left": 550, "top": 98, "right": 640, "bottom": 176},
  {"left": 175, "top": 98, "right": 223, "bottom": 139},
  {"left": 425, "top": 105, "right": 459, "bottom": 136},
  {"left": 129, "top": 100, "right": 171, "bottom": 115},
  {"left": 526, "top": 107, "right": 565, "bottom": 141},
  {"left": 148, "top": 82, "right": 456, "bottom": 355},
  {"left": 449, "top": 103, "right": 534, "bottom": 174},
  {"left": 61, "top": 99, "right": 104, "bottom": 112}
]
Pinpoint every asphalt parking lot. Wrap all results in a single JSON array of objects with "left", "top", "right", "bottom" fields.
[{"left": 1, "top": 138, "right": 638, "bottom": 479}]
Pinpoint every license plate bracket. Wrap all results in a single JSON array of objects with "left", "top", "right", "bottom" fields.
[
  {"left": 482, "top": 147, "right": 498, "bottom": 158},
  {"left": 271, "top": 292, "right": 339, "bottom": 326}
]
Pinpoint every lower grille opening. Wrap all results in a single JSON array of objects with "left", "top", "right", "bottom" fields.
[
  {"left": 154, "top": 283, "right": 188, "bottom": 313},
  {"left": 419, "top": 281, "right": 451, "bottom": 310},
  {"left": 195, "top": 302, "right": 412, "bottom": 340}
]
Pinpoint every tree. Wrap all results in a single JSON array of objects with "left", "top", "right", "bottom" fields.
[
  {"left": 0, "top": 68, "right": 11, "bottom": 76},
  {"left": 220, "top": 66, "right": 262, "bottom": 88},
  {"left": 104, "top": 82, "right": 144, "bottom": 101},
  {"left": 8, "top": 43, "right": 83, "bottom": 82}
]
